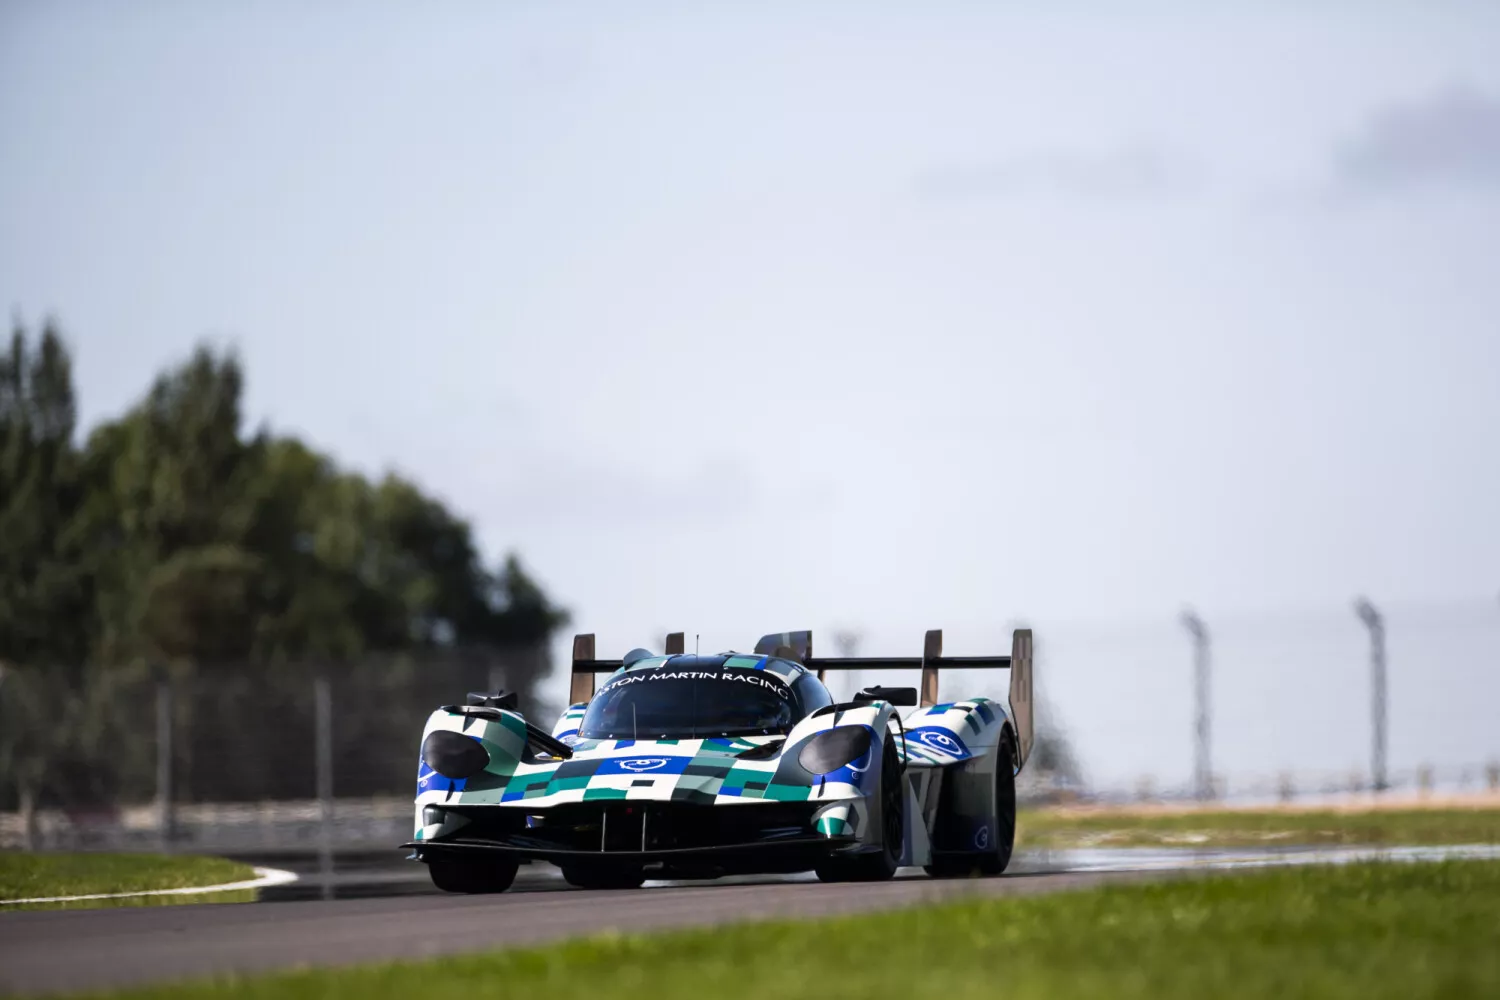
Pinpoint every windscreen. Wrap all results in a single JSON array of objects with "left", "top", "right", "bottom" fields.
[{"left": 579, "top": 667, "right": 799, "bottom": 739}]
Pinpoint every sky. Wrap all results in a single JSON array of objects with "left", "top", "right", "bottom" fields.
[{"left": 3, "top": 1, "right": 1499, "bottom": 792}]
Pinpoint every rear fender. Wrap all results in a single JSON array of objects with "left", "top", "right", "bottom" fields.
[
  {"left": 900, "top": 698, "right": 1010, "bottom": 854},
  {"left": 900, "top": 697, "right": 1007, "bottom": 767}
]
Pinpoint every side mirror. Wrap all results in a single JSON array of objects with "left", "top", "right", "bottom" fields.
[
  {"left": 467, "top": 690, "right": 520, "bottom": 711},
  {"left": 852, "top": 686, "right": 918, "bottom": 707}
]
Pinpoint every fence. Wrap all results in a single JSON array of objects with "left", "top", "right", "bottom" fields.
[
  {"left": 1079, "top": 762, "right": 1500, "bottom": 808},
  {"left": 821, "top": 598, "right": 1500, "bottom": 809},
  {"left": 0, "top": 645, "right": 555, "bottom": 851},
  {"left": 5, "top": 599, "right": 1499, "bottom": 851}
]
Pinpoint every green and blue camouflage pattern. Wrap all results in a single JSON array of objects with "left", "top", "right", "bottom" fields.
[{"left": 413, "top": 654, "right": 1013, "bottom": 864}]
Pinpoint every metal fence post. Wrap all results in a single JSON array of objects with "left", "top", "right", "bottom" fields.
[
  {"left": 1181, "top": 609, "right": 1212, "bottom": 801},
  {"left": 1, "top": 666, "right": 40, "bottom": 850},
  {"left": 834, "top": 631, "right": 862, "bottom": 701},
  {"left": 18, "top": 785, "right": 37, "bottom": 851},
  {"left": 315, "top": 674, "right": 333, "bottom": 892},
  {"left": 1354, "top": 597, "right": 1388, "bottom": 793},
  {"left": 155, "top": 679, "right": 175, "bottom": 848}
]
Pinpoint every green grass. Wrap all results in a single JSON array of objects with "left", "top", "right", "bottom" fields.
[
  {"left": 86, "top": 860, "right": 1500, "bottom": 1000},
  {"left": 0, "top": 852, "right": 255, "bottom": 910},
  {"left": 1017, "top": 806, "right": 1500, "bottom": 849}
]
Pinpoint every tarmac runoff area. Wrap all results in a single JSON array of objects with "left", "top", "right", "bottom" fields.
[{"left": 2, "top": 844, "right": 1497, "bottom": 997}]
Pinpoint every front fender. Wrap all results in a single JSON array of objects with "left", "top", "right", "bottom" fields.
[
  {"left": 551, "top": 703, "right": 587, "bottom": 743},
  {"left": 415, "top": 707, "right": 527, "bottom": 801},
  {"left": 784, "top": 701, "right": 898, "bottom": 746},
  {"left": 772, "top": 702, "right": 901, "bottom": 800}
]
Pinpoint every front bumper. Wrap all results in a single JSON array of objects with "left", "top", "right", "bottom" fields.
[{"left": 404, "top": 800, "right": 861, "bottom": 875}]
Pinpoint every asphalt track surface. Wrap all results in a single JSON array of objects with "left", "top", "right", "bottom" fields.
[{"left": 5, "top": 845, "right": 1497, "bottom": 996}]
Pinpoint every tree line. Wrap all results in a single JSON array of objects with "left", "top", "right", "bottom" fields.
[{"left": 1, "top": 318, "right": 567, "bottom": 812}]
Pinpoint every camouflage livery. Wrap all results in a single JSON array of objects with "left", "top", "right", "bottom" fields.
[{"left": 407, "top": 628, "right": 1033, "bottom": 891}]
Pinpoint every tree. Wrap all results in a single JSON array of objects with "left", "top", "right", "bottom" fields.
[
  {"left": 0, "top": 319, "right": 110, "bottom": 827},
  {"left": 488, "top": 553, "right": 569, "bottom": 645},
  {"left": 0, "top": 317, "right": 90, "bottom": 668},
  {"left": 1, "top": 323, "right": 570, "bottom": 810}
]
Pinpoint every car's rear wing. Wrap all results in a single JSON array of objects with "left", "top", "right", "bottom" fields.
[
  {"left": 758, "top": 628, "right": 1035, "bottom": 770},
  {"left": 568, "top": 627, "right": 1035, "bottom": 770}
]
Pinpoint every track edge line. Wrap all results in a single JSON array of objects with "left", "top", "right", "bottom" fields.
[{"left": 0, "top": 866, "right": 300, "bottom": 905}]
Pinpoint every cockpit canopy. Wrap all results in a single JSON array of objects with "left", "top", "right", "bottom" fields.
[{"left": 578, "top": 655, "right": 832, "bottom": 740}]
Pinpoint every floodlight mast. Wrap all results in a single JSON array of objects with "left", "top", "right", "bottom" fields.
[
  {"left": 1354, "top": 597, "right": 1388, "bottom": 794},
  {"left": 834, "top": 630, "right": 862, "bottom": 697},
  {"left": 1181, "top": 608, "right": 1212, "bottom": 801}
]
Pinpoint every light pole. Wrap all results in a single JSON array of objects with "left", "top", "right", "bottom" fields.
[
  {"left": 1181, "top": 608, "right": 1212, "bottom": 801},
  {"left": 835, "top": 630, "right": 862, "bottom": 698},
  {"left": 1354, "top": 597, "right": 1388, "bottom": 793}
]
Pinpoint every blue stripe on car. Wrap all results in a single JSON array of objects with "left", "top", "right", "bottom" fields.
[{"left": 903, "top": 726, "right": 972, "bottom": 760}]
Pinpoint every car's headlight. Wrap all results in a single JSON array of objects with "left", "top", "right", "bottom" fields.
[
  {"left": 798, "top": 726, "right": 873, "bottom": 775},
  {"left": 421, "top": 731, "right": 489, "bottom": 779}
]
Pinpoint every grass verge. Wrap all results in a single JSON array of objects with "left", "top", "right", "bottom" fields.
[
  {"left": 0, "top": 852, "right": 256, "bottom": 910},
  {"left": 89, "top": 860, "right": 1500, "bottom": 1000},
  {"left": 1017, "top": 805, "right": 1500, "bottom": 848}
]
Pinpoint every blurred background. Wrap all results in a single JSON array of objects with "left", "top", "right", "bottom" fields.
[{"left": 2, "top": 2, "right": 1498, "bottom": 852}]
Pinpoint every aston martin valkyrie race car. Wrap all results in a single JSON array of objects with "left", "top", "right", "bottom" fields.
[{"left": 404, "top": 627, "right": 1034, "bottom": 892}]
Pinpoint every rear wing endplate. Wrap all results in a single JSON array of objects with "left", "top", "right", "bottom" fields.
[{"left": 1009, "top": 629, "right": 1034, "bottom": 768}]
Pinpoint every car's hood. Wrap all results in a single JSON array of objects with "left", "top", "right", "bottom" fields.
[{"left": 421, "top": 732, "right": 825, "bottom": 809}]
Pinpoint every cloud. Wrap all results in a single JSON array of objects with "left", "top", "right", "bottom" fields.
[
  {"left": 1335, "top": 86, "right": 1500, "bottom": 191},
  {"left": 913, "top": 142, "right": 1200, "bottom": 201}
]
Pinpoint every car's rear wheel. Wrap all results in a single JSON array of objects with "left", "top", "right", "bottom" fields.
[
  {"left": 923, "top": 732, "right": 1016, "bottom": 878},
  {"left": 815, "top": 736, "right": 903, "bottom": 883},
  {"left": 427, "top": 855, "right": 519, "bottom": 894},
  {"left": 977, "top": 735, "right": 1017, "bottom": 875},
  {"left": 559, "top": 864, "right": 647, "bottom": 890}
]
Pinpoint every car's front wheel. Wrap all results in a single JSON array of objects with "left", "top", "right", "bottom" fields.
[
  {"left": 815, "top": 737, "right": 903, "bottom": 883},
  {"left": 427, "top": 855, "right": 519, "bottom": 894}
]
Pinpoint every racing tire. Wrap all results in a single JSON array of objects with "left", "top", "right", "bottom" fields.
[
  {"left": 976, "top": 734, "right": 1017, "bottom": 875},
  {"left": 559, "top": 864, "right": 647, "bottom": 890},
  {"left": 427, "top": 855, "right": 519, "bottom": 894},
  {"left": 815, "top": 736, "right": 904, "bottom": 883},
  {"left": 923, "top": 733, "right": 1017, "bottom": 878}
]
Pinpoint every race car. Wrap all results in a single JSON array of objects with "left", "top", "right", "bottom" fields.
[{"left": 404, "top": 627, "right": 1034, "bottom": 892}]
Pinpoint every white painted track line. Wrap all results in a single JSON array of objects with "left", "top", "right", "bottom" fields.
[{"left": 0, "top": 866, "right": 299, "bottom": 905}]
